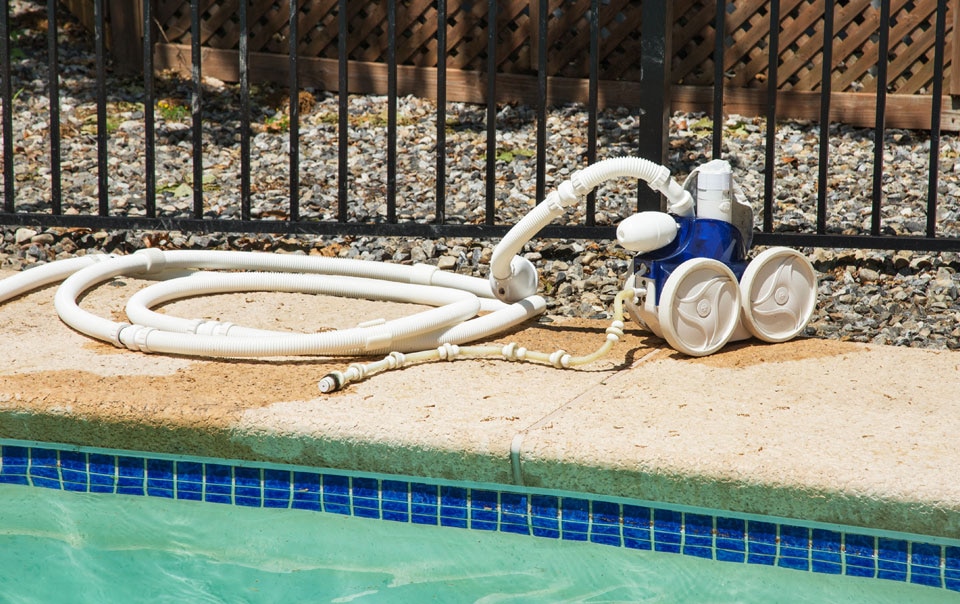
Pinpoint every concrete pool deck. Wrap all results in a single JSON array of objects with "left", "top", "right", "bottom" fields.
[{"left": 0, "top": 270, "right": 958, "bottom": 540}]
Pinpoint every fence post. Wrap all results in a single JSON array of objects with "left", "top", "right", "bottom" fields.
[
  {"left": 638, "top": 0, "right": 673, "bottom": 211},
  {"left": 107, "top": 0, "right": 144, "bottom": 75},
  {"left": 951, "top": 0, "right": 960, "bottom": 97}
]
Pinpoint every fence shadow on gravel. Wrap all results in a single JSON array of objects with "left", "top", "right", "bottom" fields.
[{"left": 0, "top": 0, "right": 958, "bottom": 253}]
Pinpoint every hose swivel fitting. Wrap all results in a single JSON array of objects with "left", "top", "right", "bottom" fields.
[{"left": 318, "top": 371, "right": 346, "bottom": 394}]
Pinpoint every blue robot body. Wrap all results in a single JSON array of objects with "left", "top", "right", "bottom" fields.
[{"left": 634, "top": 215, "right": 749, "bottom": 306}]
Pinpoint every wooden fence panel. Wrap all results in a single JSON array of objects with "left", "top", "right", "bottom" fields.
[{"left": 88, "top": 0, "right": 960, "bottom": 129}]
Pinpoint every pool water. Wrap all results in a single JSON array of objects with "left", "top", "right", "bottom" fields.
[{"left": 1, "top": 484, "right": 957, "bottom": 603}]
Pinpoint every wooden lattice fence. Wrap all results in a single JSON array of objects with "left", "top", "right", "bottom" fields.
[{"left": 72, "top": 0, "right": 960, "bottom": 129}]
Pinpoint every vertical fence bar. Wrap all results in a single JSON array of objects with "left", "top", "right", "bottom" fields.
[
  {"left": 586, "top": 0, "right": 599, "bottom": 225},
  {"left": 386, "top": 0, "right": 397, "bottom": 223},
  {"left": 143, "top": 0, "right": 156, "bottom": 218},
  {"left": 485, "top": 0, "right": 497, "bottom": 225},
  {"left": 871, "top": 0, "right": 891, "bottom": 237},
  {"left": 926, "top": 0, "right": 947, "bottom": 239},
  {"left": 239, "top": 0, "right": 251, "bottom": 220},
  {"left": 435, "top": 0, "right": 447, "bottom": 224},
  {"left": 712, "top": 0, "right": 725, "bottom": 159},
  {"left": 0, "top": 0, "right": 12, "bottom": 213},
  {"left": 190, "top": 0, "right": 203, "bottom": 218},
  {"left": 47, "top": 0, "right": 61, "bottom": 214},
  {"left": 816, "top": 0, "right": 834, "bottom": 235},
  {"left": 638, "top": 0, "right": 672, "bottom": 212},
  {"left": 95, "top": 0, "right": 109, "bottom": 216},
  {"left": 337, "top": 0, "right": 349, "bottom": 220},
  {"left": 535, "top": 0, "right": 547, "bottom": 206},
  {"left": 762, "top": 0, "right": 779, "bottom": 234},
  {"left": 288, "top": 0, "right": 300, "bottom": 222}
]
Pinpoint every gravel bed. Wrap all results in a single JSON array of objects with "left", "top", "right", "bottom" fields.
[{"left": 1, "top": 0, "right": 959, "bottom": 351}]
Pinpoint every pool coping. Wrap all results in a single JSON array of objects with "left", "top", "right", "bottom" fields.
[{"left": 1, "top": 272, "right": 959, "bottom": 542}]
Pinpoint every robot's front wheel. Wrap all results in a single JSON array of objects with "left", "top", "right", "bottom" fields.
[
  {"left": 658, "top": 258, "right": 742, "bottom": 357},
  {"left": 739, "top": 247, "right": 817, "bottom": 342}
]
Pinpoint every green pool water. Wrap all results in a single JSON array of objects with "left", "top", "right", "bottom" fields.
[{"left": 0, "top": 483, "right": 957, "bottom": 603}]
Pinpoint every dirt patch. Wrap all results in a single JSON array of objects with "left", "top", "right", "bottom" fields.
[
  {"left": 674, "top": 336, "right": 862, "bottom": 368},
  {"left": 0, "top": 308, "right": 856, "bottom": 430}
]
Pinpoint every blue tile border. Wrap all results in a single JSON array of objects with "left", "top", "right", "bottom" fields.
[{"left": 2, "top": 440, "right": 958, "bottom": 594}]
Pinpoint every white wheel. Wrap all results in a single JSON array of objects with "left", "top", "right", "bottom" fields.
[
  {"left": 739, "top": 247, "right": 817, "bottom": 343},
  {"left": 658, "top": 258, "right": 742, "bottom": 357}
]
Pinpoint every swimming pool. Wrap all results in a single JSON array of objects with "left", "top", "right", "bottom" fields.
[{"left": 2, "top": 439, "right": 959, "bottom": 601}]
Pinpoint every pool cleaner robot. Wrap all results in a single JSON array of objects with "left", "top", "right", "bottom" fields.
[
  {"left": 614, "top": 158, "right": 817, "bottom": 356},
  {"left": 484, "top": 156, "right": 817, "bottom": 361}
]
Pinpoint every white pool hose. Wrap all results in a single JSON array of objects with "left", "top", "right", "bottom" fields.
[
  {"left": 0, "top": 156, "right": 688, "bottom": 392},
  {"left": 489, "top": 157, "right": 692, "bottom": 303}
]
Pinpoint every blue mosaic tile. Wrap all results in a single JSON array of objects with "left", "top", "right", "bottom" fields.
[
  {"left": 410, "top": 482, "right": 439, "bottom": 525},
  {"left": 944, "top": 546, "right": 960, "bottom": 570},
  {"left": 291, "top": 471, "right": 321, "bottom": 511},
  {"left": 622, "top": 505, "right": 652, "bottom": 550},
  {"left": 352, "top": 477, "right": 381, "bottom": 519},
  {"left": 29, "top": 448, "right": 61, "bottom": 489},
  {"left": 877, "top": 538, "right": 908, "bottom": 582},
  {"left": 778, "top": 525, "right": 810, "bottom": 571},
  {"left": 911, "top": 543, "right": 943, "bottom": 587},
  {"left": 470, "top": 489, "right": 499, "bottom": 531},
  {"left": 204, "top": 464, "right": 233, "bottom": 504},
  {"left": 0, "top": 446, "right": 28, "bottom": 485},
  {"left": 747, "top": 521, "right": 778, "bottom": 566},
  {"left": 323, "top": 474, "right": 351, "bottom": 515},
  {"left": 0, "top": 471, "right": 28, "bottom": 485},
  {"left": 530, "top": 494, "right": 560, "bottom": 539},
  {"left": 88, "top": 454, "right": 117, "bottom": 493},
  {"left": 381, "top": 480, "right": 410, "bottom": 522},
  {"left": 146, "top": 458, "right": 174, "bottom": 498},
  {"left": 439, "top": 486, "right": 467, "bottom": 528},
  {"left": 263, "top": 469, "right": 292, "bottom": 508},
  {"left": 591, "top": 501, "right": 622, "bottom": 547},
  {"left": 683, "top": 513, "right": 714, "bottom": 559},
  {"left": 653, "top": 508, "right": 682, "bottom": 554},
  {"left": 946, "top": 548, "right": 960, "bottom": 592},
  {"left": 811, "top": 529, "right": 842, "bottom": 575},
  {"left": 1, "top": 445, "right": 28, "bottom": 468},
  {"left": 59, "top": 451, "right": 88, "bottom": 492},
  {"left": 845, "top": 533, "right": 877, "bottom": 578},
  {"left": 234, "top": 466, "right": 262, "bottom": 507},
  {"left": 561, "top": 498, "right": 590, "bottom": 542},
  {"left": 176, "top": 461, "right": 204, "bottom": 501},
  {"left": 500, "top": 492, "right": 529, "bottom": 535},
  {"left": 116, "top": 456, "right": 145, "bottom": 496},
  {"left": 715, "top": 517, "right": 745, "bottom": 563}
]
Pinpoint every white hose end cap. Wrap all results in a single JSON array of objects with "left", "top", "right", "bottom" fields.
[
  {"left": 490, "top": 255, "right": 539, "bottom": 303},
  {"left": 616, "top": 211, "right": 679, "bottom": 253}
]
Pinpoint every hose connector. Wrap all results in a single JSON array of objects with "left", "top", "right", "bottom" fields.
[
  {"left": 134, "top": 248, "right": 168, "bottom": 275},
  {"left": 490, "top": 255, "right": 539, "bottom": 303},
  {"left": 556, "top": 180, "right": 580, "bottom": 207},
  {"left": 318, "top": 371, "right": 346, "bottom": 393}
]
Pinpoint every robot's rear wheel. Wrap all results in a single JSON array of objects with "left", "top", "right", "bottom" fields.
[
  {"left": 658, "top": 258, "right": 742, "bottom": 357},
  {"left": 739, "top": 247, "right": 817, "bottom": 342}
]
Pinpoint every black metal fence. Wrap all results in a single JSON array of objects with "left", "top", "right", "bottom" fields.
[{"left": 0, "top": 0, "right": 957, "bottom": 251}]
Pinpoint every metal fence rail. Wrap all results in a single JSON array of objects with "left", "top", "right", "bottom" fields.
[{"left": 0, "top": 0, "right": 957, "bottom": 252}]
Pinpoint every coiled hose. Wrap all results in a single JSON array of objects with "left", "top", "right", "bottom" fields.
[{"left": 0, "top": 156, "right": 688, "bottom": 392}]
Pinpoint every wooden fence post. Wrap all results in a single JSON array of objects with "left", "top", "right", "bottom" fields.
[
  {"left": 107, "top": 0, "right": 144, "bottom": 75},
  {"left": 951, "top": 0, "right": 960, "bottom": 97}
]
